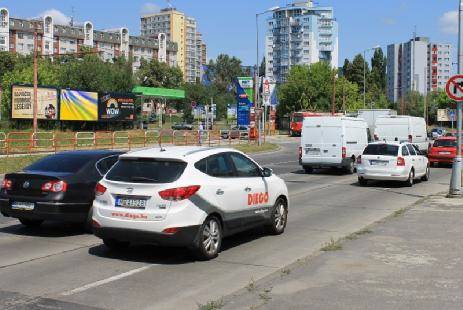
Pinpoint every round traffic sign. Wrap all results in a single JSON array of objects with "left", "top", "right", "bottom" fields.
[{"left": 446, "top": 75, "right": 463, "bottom": 101}]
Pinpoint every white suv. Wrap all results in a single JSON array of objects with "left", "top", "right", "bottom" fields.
[
  {"left": 357, "top": 142, "right": 430, "bottom": 187},
  {"left": 92, "top": 146, "right": 289, "bottom": 260}
]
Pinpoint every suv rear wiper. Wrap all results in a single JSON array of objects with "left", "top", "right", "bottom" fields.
[{"left": 130, "top": 177, "right": 159, "bottom": 182}]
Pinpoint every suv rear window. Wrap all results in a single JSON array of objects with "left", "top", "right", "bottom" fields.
[
  {"left": 363, "top": 144, "right": 399, "bottom": 156},
  {"left": 106, "top": 158, "right": 186, "bottom": 183},
  {"left": 434, "top": 140, "right": 457, "bottom": 147},
  {"left": 26, "top": 154, "right": 91, "bottom": 173}
]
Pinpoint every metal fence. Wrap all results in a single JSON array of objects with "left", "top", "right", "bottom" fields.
[{"left": 0, "top": 130, "right": 262, "bottom": 155}]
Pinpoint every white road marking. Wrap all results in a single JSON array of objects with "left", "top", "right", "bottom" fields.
[{"left": 61, "top": 265, "right": 152, "bottom": 296}]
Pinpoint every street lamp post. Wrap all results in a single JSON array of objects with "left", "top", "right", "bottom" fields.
[
  {"left": 449, "top": 0, "right": 463, "bottom": 197},
  {"left": 363, "top": 45, "right": 380, "bottom": 109},
  {"left": 256, "top": 6, "right": 279, "bottom": 146}
]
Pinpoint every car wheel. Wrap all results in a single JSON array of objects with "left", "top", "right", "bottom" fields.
[
  {"left": 267, "top": 198, "right": 288, "bottom": 235},
  {"left": 194, "top": 216, "right": 222, "bottom": 260},
  {"left": 103, "top": 238, "right": 130, "bottom": 251},
  {"left": 422, "top": 166, "right": 430, "bottom": 182},
  {"left": 303, "top": 166, "right": 313, "bottom": 174},
  {"left": 346, "top": 159, "right": 355, "bottom": 174},
  {"left": 19, "top": 218, "right": 44, "bottom": 227},
  {"left": 358, "top": 177, "right": 368, "bottom": 186},
  {"left": 405, "top": 170, "right": 414, "bottom": 187}
]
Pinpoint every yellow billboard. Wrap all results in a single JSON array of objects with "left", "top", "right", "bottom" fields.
[
  {"left": 11, "top": 86, "right": 58, "bottom": 120},
  {"left": 60, "top": 90, "right": 98, "bottom": 121}
]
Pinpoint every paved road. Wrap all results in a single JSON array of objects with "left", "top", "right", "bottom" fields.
[{"left": 0, "top": 140, "right": 452, "bottom": 310}]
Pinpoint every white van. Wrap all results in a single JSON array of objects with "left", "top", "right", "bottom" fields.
[
  {"left": 357, "top": 109, "right": 397, "bottom": 140},
  {"left": 299, "top": 117, "right": 369, "bottom": 174},
  {"left": 374, "top": 116, "right": 429, "bottom": 152}
]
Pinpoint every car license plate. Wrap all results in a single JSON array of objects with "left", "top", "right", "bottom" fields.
[
  {"left": 305, "top": 148, "right": 320, "bottom": 155},
  {"left": 440, "top": 152, "right": 451, "bottom": 155},
  {"left": 370, "top": 160, "right": 387, "bottom": 166},
  {"left": 115, "top": 197, "right": 148, "bottom": 209},
  {"left": 11, "top": 201, "right": 35, "bottom": 211}
]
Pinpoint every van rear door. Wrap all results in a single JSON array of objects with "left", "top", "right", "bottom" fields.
[{"left": 302, "top": 124, "right": 342, "bottom": 161}]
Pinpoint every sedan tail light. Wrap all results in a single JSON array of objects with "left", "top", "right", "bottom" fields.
[
  {"left": 42, "top": 180, "right": 67, "bottom": 193},
  {"left": 95, "top": 183, "right": 107, "bottom": 196},
  {"left": 356, "top": 156, "right": 362, "bottom": 165},
  {"left": 298, "top": 147, "right": 303, "bottom": 160},
  {"left": 397, "top": 157, "right": 406, "bottom": 166},
  {"left": 159, "top": 185, "right": 201, "bottom": 201},
  {"left": 1, "top": 179, "right": 12, "bottom": 190}
]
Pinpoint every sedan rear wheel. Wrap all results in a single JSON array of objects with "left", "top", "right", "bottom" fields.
[
  {"left": 19, "top": 218, "right": 44, "bottom": 227},
  {"left": 194, "top": 216, "right": 222, "bottom": 260},
  {"left": 405, "top": 170, "right": 414, "bottom": 187}
]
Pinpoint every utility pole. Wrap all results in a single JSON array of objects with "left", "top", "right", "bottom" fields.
[
  {"left": 449, "top": 0, "right": 463, "bottom": 197},
  {"left": 331, "top": 72, "right": 336, "bottom": 115},
  {"left": 33, "top": 21, "right": 39, "bottom": 133}
]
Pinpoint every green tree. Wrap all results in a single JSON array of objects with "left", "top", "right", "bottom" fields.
[
  {"left": 206, "top": 54, "right": 243, "bottom": 92},
  {"left": 259, "top": 57, "right": 266, "bottom": 77},
  {"left": 370, "top": 48, "right": 387, "bottom": 92},
  {"left": 136, "top": 58, "right": 183, "bottom": 89},
  {"left": 0, "top": 52, "right": 18, "bottom": 82},
  {"left": 344, "top": 54, "right": 369, "bottom": 93}
]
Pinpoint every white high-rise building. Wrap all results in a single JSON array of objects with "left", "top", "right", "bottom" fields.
[
  {"left": 387, "top": 37, "right": 452, "bottom": 102},
  {"left": 265, "top": 0, "right": 339, "bottom": 84}
]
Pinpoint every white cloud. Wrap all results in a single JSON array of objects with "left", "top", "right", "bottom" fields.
[
  {"left": 440, "top": 10, "right": 458, "bottom": 35},
  {"left": 40, "top": 9, "right": 71, "bottom": 25},
  {"left": 141, "top": 3, "right": 160, "bottom": 15}
]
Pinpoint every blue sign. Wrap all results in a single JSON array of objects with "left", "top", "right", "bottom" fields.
[
  {"left": 450, "top": 110, "right": 456, "bottom": 121},
  {"left": 235, "top": 80, "right": 252, "bottom": 126}
]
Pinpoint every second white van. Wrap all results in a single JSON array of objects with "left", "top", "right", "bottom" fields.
[
  {"left": 374, "top": 116, "right": 429, "bottom": 152},
  {"left": 299, "top": 117, "right": 369, "bottom": 174}
]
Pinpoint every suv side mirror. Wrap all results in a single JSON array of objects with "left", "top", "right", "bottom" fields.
[{"left": 262, "top": 167, "right": 273, "bottom": 178}]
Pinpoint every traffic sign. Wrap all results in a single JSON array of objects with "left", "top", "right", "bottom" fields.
[
  {"left": 450, "top": 110, "right": 457, "bottom": 122},
  {"left": 446, "top": 75, "right": 463, "bottom": 101}
]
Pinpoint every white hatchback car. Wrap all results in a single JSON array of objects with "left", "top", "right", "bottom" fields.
[
  {"left": 357, "top": 142, "right": 430, "bottom": 187},
  {"left": 92, "top": 146, "right": 289, "bottom": 260}
]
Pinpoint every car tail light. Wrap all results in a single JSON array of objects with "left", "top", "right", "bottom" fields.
[
  {"left": 356, "top": 156, "right": 362, "bottom": 165},
  {"left": 298, "top": 147, "right": 303, "bottom": 160},
  {"left": 408, "top": 135, "right": 413, "bottom": 143},
  {"left": 397, "top": 157, "right": 406, "bottom": 166},
  {"left": 95, "top": 183, "right": 107, "bottom": 196},
  {"left": 162, "top": 227, "right": 179, "bottom": 235},
  {"left": 42, "top": 180, "right": 67, "bottom": 193},
  {"left": 1, "top": 179, "right": 12, "bottom": 190},
  {"left": 342, "top": 147, "right": 347, "bottom": 159},
  {"left": 159, "top": 185, "right": 201, "bottom": 201}
]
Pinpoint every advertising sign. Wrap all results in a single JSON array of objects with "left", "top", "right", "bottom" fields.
[
  {"left": 437, "top": 109, "right": 457, "bottom": 122},
  {"left": 11, "top": 85, "right": 58, "bottom": 120},
  {"left": 158, "top": 33, "right": 167, "bottom": 63},
  {"left": 99, "top": 93, "right": 136, "bottom": 121},
  {"left": 60, "top": 89, "right": 98, "bottom": 121},
  {"left": 237, "top": 77, "right": 254, "bottom": 106},
  {"left": 227, "top": 104, "right": 237, "bottom": 121},
  {"left": 262, "top": 78, "right": 277, "bottom": 106}
]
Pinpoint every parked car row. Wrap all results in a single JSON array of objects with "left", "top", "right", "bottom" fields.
[{"left": 0, "top": 147, "right": 289, "bottom": 260}]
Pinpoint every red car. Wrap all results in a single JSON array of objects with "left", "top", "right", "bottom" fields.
[{"left": 428, "top": 137, "right": 458, "bottom": 166}]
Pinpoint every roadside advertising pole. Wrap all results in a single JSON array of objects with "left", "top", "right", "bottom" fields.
[
  {"left": 448, "top": 0, "right": 463, "bottom": 197},
  {"left": 33, "top": 23, "right": 38, "bottom": 133}
]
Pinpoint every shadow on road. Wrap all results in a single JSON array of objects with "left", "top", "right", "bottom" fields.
[
  {"left": 0, "top": 221, "right": 87, "bottom": 238},
  {"left": 87, "top": 227, "right": 267, "bottom": 264},
  {"left": 292, "top": 168, "right": 350, "bottom": 176}
]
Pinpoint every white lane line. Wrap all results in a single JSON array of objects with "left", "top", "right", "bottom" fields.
[{"left": 61, "top": 265, "right": 152, "bottom": 296}]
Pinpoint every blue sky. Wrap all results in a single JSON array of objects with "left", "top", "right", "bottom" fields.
[{"left": 1, "top": 0, "right": 460, "bottom": 67}]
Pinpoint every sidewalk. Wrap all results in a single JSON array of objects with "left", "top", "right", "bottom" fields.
[{"left": 221, "top": 194, "right": 463, "bottom": 310}]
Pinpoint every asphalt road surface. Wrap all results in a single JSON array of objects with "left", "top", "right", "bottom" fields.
[{"left": 0, "top": 139, "right": 452, "bottom": 309}]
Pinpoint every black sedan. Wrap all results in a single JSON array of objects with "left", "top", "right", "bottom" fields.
[
  {"left": 0, "top": 150, "right": 123, "bottom": 230},
  {"left": 171, "top": 123, "right": 194, "bottom": 130}
]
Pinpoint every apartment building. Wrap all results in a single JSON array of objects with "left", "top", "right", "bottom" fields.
[
  {"left": 265, "top": 0, "right": 339, "bottom": 84},
  {"left": 0, "top": 7, "right": 178, "bottom": 71},
  {"left": 387, "top": 37, "right": 452, "bottom": 102},
  {"left": 141, "top": 7, "right": 206, "bottom": 83}
]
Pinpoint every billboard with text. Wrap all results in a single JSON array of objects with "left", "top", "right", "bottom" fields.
[
  {"left": 11, "top": 85, "right": 58, "bottom": 120},
  {"left": 99, "top": 93, "right": 136, "bottom": 121}
]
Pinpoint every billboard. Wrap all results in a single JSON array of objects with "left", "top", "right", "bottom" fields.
[
  {"left": 60, "top": 89, "right": 98, "bottom": 121},
  {"left": 11, "top": 85, "right": 58, "bottom": 120},
  {"left": 437, "top": 109, "right": 457, "bottom": 122},
  {"left": 99, "top": 93, "right": 136, "bottom": 121},
  {"left": 237, "top": 77, "right": 254, "bottom": 106}
]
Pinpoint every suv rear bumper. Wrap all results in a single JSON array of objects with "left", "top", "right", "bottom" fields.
[
  {"left": 0, "top": 198, "right": 90, "bottom": 222},
  {"left": 93, "top": 226, "right": 200, "bottom": 247}
]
